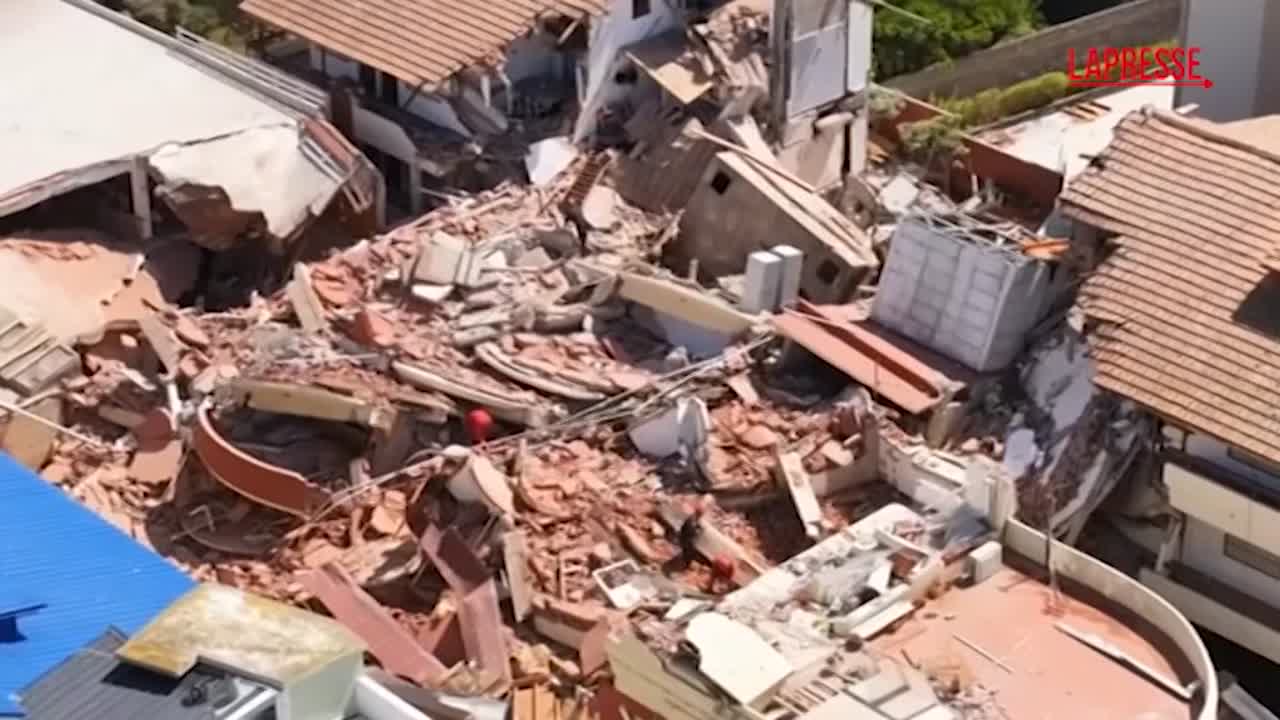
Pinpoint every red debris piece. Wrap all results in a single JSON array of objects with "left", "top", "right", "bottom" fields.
[
  {"left": 710, "top": 554, "right": 736, "bottom": 581},
  {"left": 465, "top": 408, "right": 495, "bottom": 444}
]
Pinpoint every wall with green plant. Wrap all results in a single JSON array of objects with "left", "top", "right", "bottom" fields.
[{"left": 934, "top": 39, "right": 1176, "bottom": 128}]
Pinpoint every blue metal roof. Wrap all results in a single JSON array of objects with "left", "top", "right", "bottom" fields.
[{"left": 0, "top": 453, "right": 194, "bottom": 716}]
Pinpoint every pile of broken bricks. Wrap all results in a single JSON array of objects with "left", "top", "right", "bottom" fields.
[{"left": 6, "top": 152, "right": 918, "bottom": 718}]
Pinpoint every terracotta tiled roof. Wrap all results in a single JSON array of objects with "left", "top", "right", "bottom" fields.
[
  {"left": 241, "top": 0, "right": 609, "bottom": 89},
  {"left": 1059, "top": 109, "right": 1280, "bottom": 465}
]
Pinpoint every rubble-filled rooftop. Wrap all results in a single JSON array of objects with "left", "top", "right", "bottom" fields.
[{"left": 0, "top": 1, "right": 1242, "bottom": 717}]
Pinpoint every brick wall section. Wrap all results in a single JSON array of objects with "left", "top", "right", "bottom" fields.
[{"left": 885, "top": 0, "right": 1181, "bottom": 100}]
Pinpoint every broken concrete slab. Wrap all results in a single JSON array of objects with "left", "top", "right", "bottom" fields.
[
  {"left": 411, "top": 282, "right": 454, "bottom": 304},
  {"left": 350, "top": 307, "right": 397, "bottom": 348},
  {"left": 503, "top": 531, "right": 535, "bottom": 624},
  {"left": 475, "top": 342, "right": 607, "bottom": 402},
  {"left": 301, "top": 563, "right": 448, "bottom": 686},
  {"left": 615, "top": 271, "right": 754, "bottom": 337},
  {"left": 0, "top": 304, "right": 80, "bottom": 396},
  {"left": 412, "top": 231, "right": 498, "bottom": 288},
  {"left": 525, "top": 136, "right": 578, "bottom": 187},
  {"left": 628, "top": 397, "right": 710, "bottom": 459},
  {"left": 581, "top": 187, "right": 621, "bottom": 230},
  {"left": 684, "top": 612, "right": 791, "bottom": 707},
  {"left": 420, "top": 525, "right": 511, "bottom": 694},
  {"left": 227, "top": 378, "right": 394, "bottom": 431},
  {"left": 776, "top": 451, "right": 822, "bottom": 541},
  {"left": 286, "top": 262, "right": 329, "bottom": 333},
  {"left": 392, "top": 360, "right": 563, "bottom": 428},
  {"left": 2, "top": 395, "right": 62, "bottom": 470},
  {"left": 138, "top": 314, "right": 184, "bottom": 373},
  {"left": 130, "top": 437, "right": 185, "bottom": 486},
  {"left": 148, "top": 123, "right": 346, "bottom": 245}
]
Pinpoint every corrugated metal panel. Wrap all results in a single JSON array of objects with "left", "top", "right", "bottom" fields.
[
  {"left": 0, "top": 453, "right": 194, "bottom": 716},
  {"left": 19, "top": 629, "right": 217, "bottom": 720},
  {"left": 240, "top": 0, "right": 610, "bottom": 89},
  {"left": 1059, "top": 110, "right": 1280, "bottom": 467}
]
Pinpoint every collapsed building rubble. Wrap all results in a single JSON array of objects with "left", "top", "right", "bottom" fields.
[
  {"left": 0, "top": 102, "right": 1224, "bottom": 719},
  {"left": 0, "top": 2, "right": 1249, "bottom": 717}
]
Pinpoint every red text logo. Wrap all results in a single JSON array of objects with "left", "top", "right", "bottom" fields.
[{"left": 1067, "top": 47, "right": 1213, "bottom": 88}]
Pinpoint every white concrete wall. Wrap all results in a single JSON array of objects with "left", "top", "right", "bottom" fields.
[
  {"left": 1176, "top": 0, "right": 1266, "bottom": 121},
  {"left": 1141, "top": 568, "right": 1280, "bottom": 669},
  {"left": 1002, "top": 519, "right": 1220, "bottom": 720},
  {"left": 846, "top": 0, "right": 872, "bottom": 94},
  {"left": 1184, "top": 431, "right": 1280, "bottom": 492},
  {"left": 848, "top": 109, "right": 868, "bottom": 175},
  {"left": 353, "top": 107, "right": 419, "bottom": 165},
  {"left": 572, "top": 0, "right": 682, "bottom": 142},
  {"left": 276, "top": 653, "right": 364, "bottom": 720},
  {"left": 348, "top": 674, "right": 432, "bottom": 720},
  {"left": 871, "top": 219, "right": 1050, "bottom": 372},
  {"left": 1181, "top": 516, "right": 1280, "bottom": 608},
  {"left": 308, "top": 44, "right": 471, "bottom": 135}
]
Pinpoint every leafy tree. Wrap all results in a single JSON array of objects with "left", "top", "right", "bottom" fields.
[
  {"left": 107, "top": 0, "right": 255, "bottom": 49},
  {"left": 873, "top": 0, "right": 1043, "bottom": 79}
]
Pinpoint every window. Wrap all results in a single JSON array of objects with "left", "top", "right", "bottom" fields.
[
  {"left": 632, "top": 0, "right": 650, "bottom": 19},
  {"left": 816, "top": 259, "right": 839, "bottom": 284},
  {"left": 358, "top": 63, "right": 378, "bottom": 98},
  {"left": 614, "top": 67, "right": 639, "bottom": 85},
  {"left": 379, "top": 71, "right": 399, "bottom": 106},
  {"left": 1227, "top": 447, "right": 1280, "bottom": 478},
  {"left": 710, "top": 172, "right": 731, "bottom": 194},
  {"left": 1224, "top": 534, "right": 1280, "bottom": 580}
]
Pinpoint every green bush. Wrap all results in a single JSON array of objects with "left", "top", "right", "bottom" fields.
[
  {"left": 900, "top": 114, "right": 969, "bottom": 161},
  {"left": 116, "top": 0, "right": 253, "bottom": 49},
  {"left": 874, "top": 0, "right": 1043, "bottom": 79},
  {"left": 933, "top": 40, "right": 1176, "bottom": 127}
]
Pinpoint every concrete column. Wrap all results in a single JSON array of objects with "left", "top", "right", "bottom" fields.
[
  {"left": 771, "top": 245, "right": 804, "bottom": 307},
  {"left": 408, "top": 158, "right": 423, "bottom": 216},
  {"left": 741, "top": 250, "right": 783, "bottom": 314},
  {"left": 129, "top": 156, "right": 153, "bottom": 240}
]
